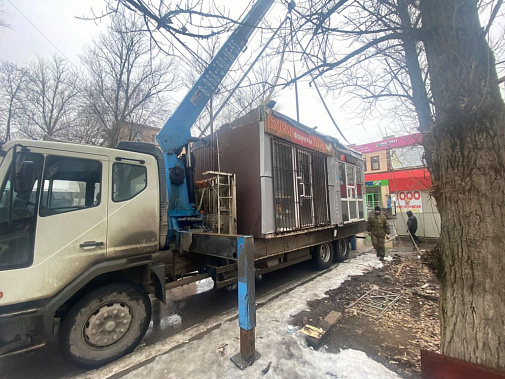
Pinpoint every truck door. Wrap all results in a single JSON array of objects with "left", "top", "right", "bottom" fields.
[
  {"left": 11, "top": 151, "right": 109, "bottom": 304},
  {"left": 106, "top": 157, "right": 159, "bottom": 258},
  {"left": 0, "top": 148, "right": 44, "bottom": 272}
]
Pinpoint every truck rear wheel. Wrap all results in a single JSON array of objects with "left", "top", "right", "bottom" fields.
[
  {"left": 314, "top": 242, "right": 334, "bottom": 269},
  {"left": 59, "top": 282, "right": 151, "bottom": 368},
  {"left": 334, "top": 238, "right": 350, "bottom": 262}
]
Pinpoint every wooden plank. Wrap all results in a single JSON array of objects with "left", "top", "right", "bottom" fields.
[
  {"left": 299, "top": 324, "right": 324, "bottom": 339},
  {"left": 302, "top": 311, "right": 342, "bottom": 349}
]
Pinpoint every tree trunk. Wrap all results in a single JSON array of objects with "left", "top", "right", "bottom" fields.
[
  {"left": 106, "top": 122, "right": 122, "bottom": 147},
  {"left": 5, "top": 109, "right": 12, "bottom": 141},
  {"left": 420, "top": 0, "right": 505, "bottom": 369}
]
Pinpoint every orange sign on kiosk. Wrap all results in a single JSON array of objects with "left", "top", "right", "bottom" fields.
[{"left": 265, "top": 114, "right": 333, "bottom": 155}]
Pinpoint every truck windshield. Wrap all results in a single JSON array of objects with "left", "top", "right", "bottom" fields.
[{"left": 0, "top": 150, "right": 44, "bottom": 270}]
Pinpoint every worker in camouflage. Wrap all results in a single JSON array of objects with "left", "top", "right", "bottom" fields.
[{"left": 367, "top": 206, "right": 391, "bottom": 261}]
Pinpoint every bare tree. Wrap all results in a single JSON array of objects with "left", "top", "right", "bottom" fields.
[
  {"left": 107, "top": 1, "right": 239, "bottom": 41},
  {"left": 17, "top": 56, "right": 81, "bottom": 139},
  {"left": 420, "top": 0, "right": 504, "bottom": 368},
  {"left": 0, "top": 61, "right": 26, "bottom": 140},
  {"left": 65, "top": 110, "right": 104, "bottom": 145},
  {"left": 293, "top": 0, "right": 505, "bottom": 369},
  {"left": 81, "top": 11, "right": 178, "bottom": 147},
  {"left": 287, "top": 0, "right": 432, "bottom": 135}
]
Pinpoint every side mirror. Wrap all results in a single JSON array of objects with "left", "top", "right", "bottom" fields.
[{"left": 14, "top": 161, "right": 36, "bottom": 194}]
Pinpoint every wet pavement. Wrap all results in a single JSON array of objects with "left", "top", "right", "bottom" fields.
[{"left": 0, "top": 244, "right": 370, "bottom": 379}]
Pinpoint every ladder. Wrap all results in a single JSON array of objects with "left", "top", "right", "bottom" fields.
[{"left": 201, "top": 171, "right": 237, "bottom": 234}]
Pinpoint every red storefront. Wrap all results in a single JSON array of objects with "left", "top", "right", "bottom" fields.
[
  {"left": 354, "top": 134, "right": 440, "bottom": 238},
  {"left": 365, "top": 168, "right": 432, "bottom": 192}
]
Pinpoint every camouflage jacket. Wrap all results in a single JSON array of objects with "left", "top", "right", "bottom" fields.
[{"left": 366, "top": 213, "right": 390, "bottom": 237}]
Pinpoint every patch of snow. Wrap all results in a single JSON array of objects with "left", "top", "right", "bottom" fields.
[
  {"left": 277, "top": 253, "right": 383, "bottom": 316},
  {"left": 329, "top": 349, "right": 402, "bottom": 378}
]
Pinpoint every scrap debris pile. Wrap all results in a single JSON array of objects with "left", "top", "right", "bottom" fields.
[{"left": 294, "top": 248, "right": 441, "bottom": 378}]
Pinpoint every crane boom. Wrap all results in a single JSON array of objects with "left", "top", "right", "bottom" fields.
[
  {"left": 154, "top": 0, "right": 279, "bottom": 239},
  {"left": 156, "top": 0, "right": 275, "bottom": 152}
]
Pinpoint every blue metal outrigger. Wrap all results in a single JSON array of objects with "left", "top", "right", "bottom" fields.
[{"left": 156, "top": 0, "right": 276, "bottom": 241}]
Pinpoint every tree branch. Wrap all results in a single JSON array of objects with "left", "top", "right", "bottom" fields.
[{"left": 484, "top": 0, "right": 503, "bottom": 35}]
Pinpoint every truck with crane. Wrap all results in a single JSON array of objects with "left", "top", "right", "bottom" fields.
[{"left": 0, "top": 0, "right": 366, "bottom": 368}]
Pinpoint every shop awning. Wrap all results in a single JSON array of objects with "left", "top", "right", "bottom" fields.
[{"left": 365, "top": 169, "right": 432, "bottom": 191}]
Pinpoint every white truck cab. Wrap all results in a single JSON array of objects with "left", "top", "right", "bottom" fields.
[{"left": 0, "top": 139, "right": 161, "bottom": 366}]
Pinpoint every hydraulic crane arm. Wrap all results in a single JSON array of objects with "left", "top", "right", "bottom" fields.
[
  {"left": 156, "top": 0, "right": 275, "bottom": 152},
  {"left": 154, "top": 0, "right": 281, "bottom": 242}
]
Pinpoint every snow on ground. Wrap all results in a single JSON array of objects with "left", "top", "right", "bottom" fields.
[
  {"left": 122, "top": 253, "right": 400, "bottom": 379},
  {"left": 273, "top": 252, "right": 384, "bottom": 316}
]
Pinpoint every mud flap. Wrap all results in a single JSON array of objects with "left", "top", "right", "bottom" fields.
[{"left": 151, "top": 262, "right": 166, "bottom": 304}]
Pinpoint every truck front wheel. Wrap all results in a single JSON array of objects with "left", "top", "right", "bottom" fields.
[
  {"left": 314, "top": 242, "right": 334, "bottom": 270},
  {"left": 59, "top": 282, "right": 152, "bottom": 368}
]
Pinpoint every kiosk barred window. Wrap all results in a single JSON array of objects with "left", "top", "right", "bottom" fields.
[{"left": 272, "top": 140, "right": 329, "bottom": 232}]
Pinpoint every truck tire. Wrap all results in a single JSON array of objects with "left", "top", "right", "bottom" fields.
[
  {"left": 334, "top": 238, "right": 350, "bottom": 262},
  {"left": 314, "top": 242, "right": 334, "bottom": 270},
  {"left": 59, "top": 282, "right": 152, "bottom": 368}
]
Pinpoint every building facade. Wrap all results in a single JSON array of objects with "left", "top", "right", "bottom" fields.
[
  {"left": 352, "top": 133, "right": 440, "bottom": 238},
  {"left": 119, "top": 122, "right": 160, "bottom": 145}
]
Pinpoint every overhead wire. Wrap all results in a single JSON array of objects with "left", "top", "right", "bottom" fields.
[
  {"left": 210, "top": 0, "right": 286, "bottom": 108},
  {"left": 293, "top": 32, "right": 351, "bottom": 144},
  {"left": 184, "top": 1, "right": 285, "bottom": 131},
  {"left": 6, "top": 0, "right": 78, "bottom": 67},
  {"left": 217, "top": 19, "right": 290, "bottom": 120},
  {"left": 289, "top": 8, "right": 300, "bottom": 121},
  {"left": 224, "top": 2, "right": 303, "bottom": 121},
  {"left": 262, "top": 8, "right": 291, "bottom": 105},
  {"left": 288, "top": 1, "right": 351, "bottom": 144}
]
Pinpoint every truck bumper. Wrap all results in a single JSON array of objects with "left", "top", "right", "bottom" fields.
[{"left": 0, "top": 303, "right": 52, "bottom": 357}]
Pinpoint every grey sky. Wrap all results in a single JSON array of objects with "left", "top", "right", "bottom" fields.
[
  {"left": 0, "top": 0, "right": 403, "bottom": 145},
  {"left": 1, "top": 1, "right": 106, "bottom": 65}
]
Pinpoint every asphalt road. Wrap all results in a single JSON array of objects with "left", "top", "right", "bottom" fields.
[{"left": 0, "top": 257, "right": 340, "bottom": 379}]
